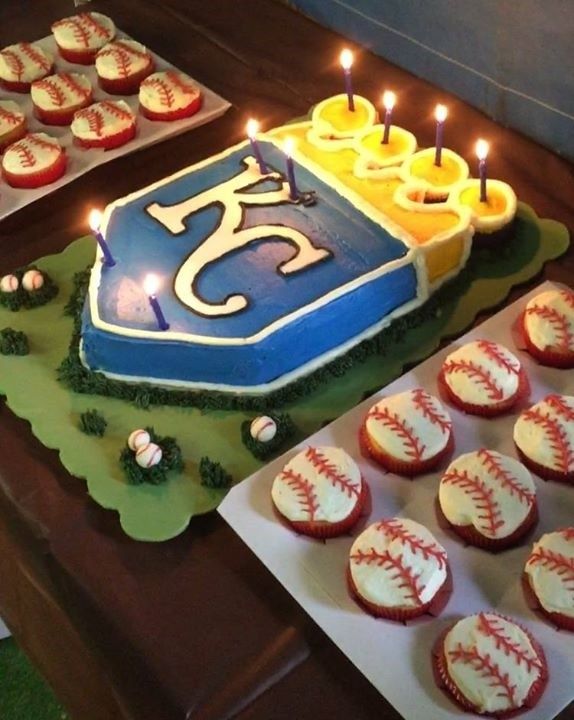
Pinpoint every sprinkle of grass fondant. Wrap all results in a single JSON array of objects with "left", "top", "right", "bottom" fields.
[
  {"left": 0, "top": 327, "right": 29, "bottom": 355},
  {"left": 79, "top": 409, "right": 107, "bottom": 436},
  {"left": 199, "top": 457, "right": 233, "bottom": 489},
  {"left": 119, "top": 427, "right": 183, "bottom": 485},
  {"left": 0, "top": 267, "right": 58, "bottom": 311},
  {"left": 241, "top": 413, "right": 297, "bottom": 460}
]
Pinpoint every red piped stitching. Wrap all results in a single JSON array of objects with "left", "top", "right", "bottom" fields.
[
  {"left": 59, "top": 73, "right": 91, "bottom": 100},
  {"left": 546, "top": 394, "right": 574, "bottom": 422},
  {"left": 448, "top": 642, "right": 516, "bottom": 705},
  {"left": 411, "top": 388, "right": 451, "bottom": 435},
  {"left": 166, "top": 70, "right": 197, "bottom": 95},
  {"left": 527, "top": 547, "right": 574, "bottom": 590},
  {"left": 27, "top": 135, "right": 59, "bottom": 153},
  {"left": 477, "top": 340, "right": 520, "bottom": 375},
  {"left": 100, "top": 101, "right": 134, "bottom": 122},
  {"left": 477, "top": 449, "right": 534, "bottom": 506},
  {"left": 376, "top": 519, "right": 447, "bottom": 569},
  {"left": 19, "top": 43, "right": 51, "bottom": 72},
  {"left": 522, "top": 406, "right": 573, "bottom": 473},
  {"left": 143, "top": 77, "right": 175, "bottom": 108},
  {"left": 278, "top": 468, "right": 318, "bottom": 521},
  {"left": 561, "top": 528, "right": 574, "bottom": 541},
  {"left": 1, "top": 49, "right": 25, "bottom": 81},
  {"left": 368, "top": 406, "right": 426, "bottom": 460},
  {"left": 97, "top": 43, "right": 135, "bottom": 78},
  {"left": 350, "top": 549, "right": 423, "bottom": 604},
  {"left": 304, "top": 447, "right": 360, "bottom": 498},
  {"left": 9, "top": 140, "right": 36, "bottom": 168},
  {"left": 77, "top": 107, "right": 105, "bottom": 136},
  {"left": 34, "top": 78, "right": 66, "bottom": 107},
  {"left": 54, "top": 17, "right": 91, "bottom": 48},
  {"left": 441, "top": 469, "right": 503, "bottom": 536},
  {"left": 0, "top": 106, "right": 21, "bottom": 126},
  {"left": 476, "top": 614, "right": 543, "bottom": 673},
  {"left": 442, "top": 359, "right": 504, "bottom": 401},
  {"left": 79, "top": 13, "right": 112, "bottom": 40},
  {"left": 560, "top": 290, "right": 574, "bottom": 309},
  {"left": 526, "top": 305, "right": 573, "bottom": 350}
]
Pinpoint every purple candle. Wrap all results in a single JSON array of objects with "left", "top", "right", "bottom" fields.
[
  {"left": 246, "top": 119, "right": 269, "bottom": 175},
  {"left": 144, "top": 274, "right": 170, "bottom": 331},
  {"left": 434, "top": 104, "right": 447, "bottom": 166},
  {"left": 88, "top": 210, "right": 115, "bottom": 267},
  {"left": 283, "top": 138, "right": 299, "bottom": 201},
  {"left": 381, "top": 91, "right": 396, "bottom": 145},
  {"left": 340, "top": 49, "right": 355, "bottom": 112},
  {"left": 476, "top": 139, "right": 489, "bottom": 202}
]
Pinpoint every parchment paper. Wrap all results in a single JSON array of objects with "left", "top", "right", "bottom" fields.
[{"left": 219, "top": 281, "right": 574, "bottom": 720}]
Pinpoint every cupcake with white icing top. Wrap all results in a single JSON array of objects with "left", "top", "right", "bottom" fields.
[
  {"left": 1, "top": 133, "right": 66, "bottom": 189},
  {"left": 95, "top": 40, "right": 154, "bottom": 95},
  {"left": 0, "top": 42, "right": 53, "bottom": 93},
  {"left": 139, "top": 71, "right": 202, "bottom": 121},
  {"left": 0, "top": 100, "right": 27, "bottom": 153},
  {"left": 32, "top": 72, "right": 92, "bottom": 126},
  {"left": 72, "top": 100, "right": 136, "bottom": 150},
  {"left": 51, "top": 12, "right": 115, "bottom": 65},
  {"left": 522, "top": 288, "right": 574, "bottom": 368}
]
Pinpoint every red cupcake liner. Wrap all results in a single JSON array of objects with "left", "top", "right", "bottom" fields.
[
  {"left": 438, "top": 366, "right": 529, "bottom": 418},
  {"left": 515, "top": 444, "right": 574, "bottom": 484},
  {"left": 273, "top": 478, "right": 368, "bottom": 540},
  {"left": 432, "top": 616, "right": 548, "bottom": 718},
  {"left": 521, "top": 312, "right": 574, "bottom": 369},
  {"left": 522, "top": 573, "right": 574, "bottom": 632},
  {"left": 74, "top": 122, "right": 136, "bottom": 150},
  {"left": 2, "top": 151, "right": 66, "bottom": 189},
  {"left": 359, "top": 422, "right": 454, "bottom": 477},
  {"left": 98, "top": 60, "right": 155, "bottom": 95},
  {"left": 34, "top": 96, "right": 93, "bottom": 127},
  {"left": 437, "top": 500, "right": 538, "bottom": 552},
  {"left": 56, "top": 45, "right": 99, "bottom": 65},
  {"left": 140, "top": 93, "right": 202, "bottom": 122},
  {"left": 0, "top": 123, "right": 27, "bottom": 154}
]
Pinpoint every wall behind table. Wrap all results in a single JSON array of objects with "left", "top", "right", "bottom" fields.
[{"left": 288, "top": 0, "right": 574, "bottom": 161}]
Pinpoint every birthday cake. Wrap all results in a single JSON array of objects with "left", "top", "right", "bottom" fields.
[{"left": 79, "top": 94, "right": 517, "bottom": 397}]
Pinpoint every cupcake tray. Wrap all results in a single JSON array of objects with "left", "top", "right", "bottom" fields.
[
  {"left": 0, "top": 29, "right": 230, "bottom": 221},
  {"left": 219, "top": 280, "right": 574, "bottom": 720}
]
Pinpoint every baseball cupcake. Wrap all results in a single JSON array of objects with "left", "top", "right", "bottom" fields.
[
  {"left": 0, "top": 101, "right": 27, "bottom": 153},
  {"left": 439, "top": 339, "right": 528, "bottom": 417},
  {"left": 514, "top": 394, "right": 574, "bottom": 483},
  {"left": 72, "top": 101, "right": 136, "bottom": 150},
  {"left": 438, "top": 449, "right": 537, "bottom": 551},
  {"left": 521, "top": 288, "right": 574, "bottom": 368},
  {"left": 51, "top": 12, "right": 115, "bottom": 65},
  {"left": 360, "top": 388, "right": 453, "bottom": 476},
  {"left": 31, "top": 72, "right": 92, "bottom": 126},
  {"left": 139, "top": 71, "right": 202, "bottom": 121},
  {"left": 271, "top": 446, "right": 366, "bottom": 539},
  {"left": 95, "top": 40, "right": 154, "bottom": 95},
  {"left": 348, "top": 518, "right": 449, "bottom": 621},
  {"left": 525, "top": 528, "right": 574, "bottom": 630},
  {"left": 0, "top": 42, "right": 53, "bottom": 92},
  {"left": 435, "top": 612, "right": 548, "bottom": 717},
  {"left": 1, "top": 133, "right": 66, "bottom": 189}
]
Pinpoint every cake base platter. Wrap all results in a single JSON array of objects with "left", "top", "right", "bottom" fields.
[{"left": 0, "top": 202, "right": 568, "bottom": 541}]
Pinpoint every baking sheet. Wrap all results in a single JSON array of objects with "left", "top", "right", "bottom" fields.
[
  {"left": 0, "top": 30, "right": 230, "bottom": 220},
  {"left": 219, "top": 281, "right": 574, "bottom": 720}
]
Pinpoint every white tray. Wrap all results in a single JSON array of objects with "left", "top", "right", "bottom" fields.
[
  {"left": 0, "top": 29, "right": 230, "bottom": 221},
  {"left": 219, "top": 280, "right": 574, "bottom": 720}
]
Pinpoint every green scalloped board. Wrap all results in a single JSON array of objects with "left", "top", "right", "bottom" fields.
[{"left": 0, "top": 203, "right": 569, "bottom": 541}]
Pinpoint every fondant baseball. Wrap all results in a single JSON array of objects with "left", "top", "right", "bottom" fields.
[
  {"left": 0, "top": 274, "right": 19, "bottom": 293},
  {"left": 128, "top": 428, "right": 151, "bottom": 452},
  {"left": 250, "top": 415, "right": 277, "bottom": 443},
  {"left": 135, "top": 442, "right": 162, "bottom": 469},
  {"left": 22, "top": 269, "right": 44, "bottom": 292}
]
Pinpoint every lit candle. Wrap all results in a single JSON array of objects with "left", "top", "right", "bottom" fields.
[
  {"left": 434, "top": 104, "right": 447, "bottom": 166},
  {"left": 283, "top": 138, "right": 299, "bottom": 201},
  {"left": 246, "top": 119, "right": 269, "bottom": 175},
  {"left": 88, "top": 209, "right": 115, "bottom": 267},
  {"left": 340, "top": 49, "right": 355, "bottom": 112},
  {"left": 381, "top": 91, "right": 396, "bottom": 145},
  {"left": 144, "top": 274, "right": 170, "bottom": 331},
  {"left": 476, "top": 139, "right": 489, "bottom": 202}
]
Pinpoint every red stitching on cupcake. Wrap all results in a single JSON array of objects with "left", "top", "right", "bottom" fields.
[
  {"left": 526, "top": 305, "right": 572, "bottom": 350},
  {"left": 27, "top": 135, "right": 59, "bottom": 153},
  {"left": 34, "top": 78, "right": 66, "bottom": 107},
  {"left": 368, "top": 406, "right": 426, "bottom": 460},
  {"left": 560, "top": 290, "right": 574, "bottom": 309},
  {"left": 9, "top": 140, "right": 36, "bottom": 168},
  {"left": 350, "top": 549, "right": 423, "bottom": 604},
  {"left": 546, "top": 394, "right": 574, "bottom": 422},
  {"left": 59, "top": 73, "right": 91, "bottom": 100},
  {"left": 100, "top": 101, "right": 133, "bottom": 122},
  {"left": 19, "top": 43, "right": 51, "bottom": 72},
  {"left": 527, "top": 547, "right": 574, "bottom": 590},
  {"left": 521, "top": 406, "right": 573, "bottom": 473},
  {"left": 477, "top": 449, "right": 534, "bottom": 505},
  {"left": 476, "top": 613, "right": 543, "bottom": 673},
  {"left": 477, "top": 340, "right": 520, "bottom": 374},
  {"left": 278, "top": 468, "right": 318, "bottom": 520},
  {"left": 79, "top": 13, "right": 112, "bottom": 40},
  {"left": 97, "top": 44, "right": 134, "bottom": 78},
  {"left": 0, "top": 106, "right": 21, "bottom": 126},
  {"left": 441, "top": 469, "right": 503, "bottom": 536},
  {"left": 77, "top": 107, "right": 105, "bottom": 136},
  {"left": 166, "top": 70, "right": 196, "bottom": 95},
  {"left": 561, "top": 528, "right": 574, "bottom": 541},
  {"left": 447, "top": 642, "right": 516, "bottom": 704},
  {"left": 304, "top": 447, "right": 360, "bottom": 498},
  {"left": 411, "top": 388, "right": 451, "bottom": 435},
  {"left": 376, "top": 519, "right": 447, "bottom": 568},
  {"left": 144, "top": 77, "right": 175, "bottom": 107},
  {"left": 1, "top": 49, "right": 25, "bottom": 81},
  {"left": 442, "top": 359, "right": 503, "bottom": 401},
  {"left": 54, "top": 17, "right": 91, "bottom": 48}
]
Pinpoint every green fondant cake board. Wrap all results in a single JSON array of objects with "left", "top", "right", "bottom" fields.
[{"left": 0, "top": 203, "right": 569, "bottom": 541}]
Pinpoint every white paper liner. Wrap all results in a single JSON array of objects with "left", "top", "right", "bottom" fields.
[
  {"left": 0, "top": 30, "right": 230, "bottom": 220},
  {"left": 220, "top": 281, "right": 574, "bottom": 720}
]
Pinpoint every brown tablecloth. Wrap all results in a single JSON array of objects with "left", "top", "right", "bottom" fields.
[{"left": 0, "top": 2, "right": 573, "bottom": 719}]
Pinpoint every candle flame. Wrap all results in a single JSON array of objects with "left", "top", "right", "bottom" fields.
[
  {"left": 246, "top": 119, "right": 259, "bottom": 139},
  {"left": 476, "top": 139, "right": 489, "bottom": 160},
  {"left": 382, "top": 91, "right": 396, "bottom": 111},
  {"left": 340, "top": 48, "right": 353, "bottom": 70},
  {"left": 88, "top": 209, "right": 102, "bottom": 232},
  {"left": 283, "top": 137, "right": 296, "bottom": 157},
  {"left": 435, "top": 104, "right": 448, "bottom": 123},
  {"left": 144, "top": 273, "right": 160, "bottom": 296}
]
